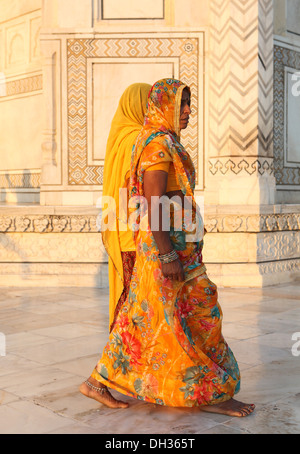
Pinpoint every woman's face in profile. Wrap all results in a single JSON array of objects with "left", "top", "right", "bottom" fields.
[{"left": 179, "top": 88, "right": 191, "bottom": 130}]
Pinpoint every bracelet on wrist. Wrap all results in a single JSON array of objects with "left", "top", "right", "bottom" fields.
[{"left": 158, "top": 249, "right": 179, "bottom": 264}]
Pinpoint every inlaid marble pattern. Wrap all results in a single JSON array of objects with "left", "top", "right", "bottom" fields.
[
  {"left": 0, "top": 172, "right": 40, "bottom": 189},
  {"left": 67, "top": 34, "right": 203, "bottom": 186},
  {"left": 208, "top": 156, "right": 274, "bottom": 177},
  {"left": 208, "top": 0, "right": 274, "bottom": 170},
  {"left": 1, "top": 75, "right": 43, "bottom": 99}
]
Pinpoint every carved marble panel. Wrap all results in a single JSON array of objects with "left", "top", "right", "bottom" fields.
[
  {"left": 284, "top": 66, "right": 300, "bottom": 168},
  {"left": 30, "top": 16, "right": 41, "bottom": 62},
  {"left": 0, "top": 9, "right": 43, "bottom": 194},
  {"left": 274, "top": 43, "right": 300, "bottom": 186},
  {"left": 67, "top": 33, "right": 204, "bottom": 188},
  {"left": 0, "top": 10, "right": 42, "bottom": 75},
  {"left": 87, "top": 57, "right": 177, "bottom": 164},
  {"left": 6, "top": 22, "right": 27, "bottom": 67}
]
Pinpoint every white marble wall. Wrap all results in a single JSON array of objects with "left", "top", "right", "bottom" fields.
[
  {"left": 0, "top": 205, "right": 108, "bottom": 287},
  {"left": 286, "top": 0, "right": 300, "bottom": 35},
  {"left": 0, "top": 0, "right": 43, "bottom": 203},
  {"left": 40, "top": 0, "right": 209, "bottom": 206},
  {"left": 0, "top": 0, "right": 299, "bottom": 287},
  {"left": 205, "top": 0, "right": 276, "bottom": 206}
]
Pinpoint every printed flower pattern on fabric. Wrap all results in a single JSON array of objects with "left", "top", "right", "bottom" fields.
[{"left": 91, "top": 79, "right": 241, "bottom": 407}]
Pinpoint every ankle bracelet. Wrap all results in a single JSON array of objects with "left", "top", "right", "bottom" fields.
[{"left": 85, "top": 379, "right": 107, "bottom": 395}]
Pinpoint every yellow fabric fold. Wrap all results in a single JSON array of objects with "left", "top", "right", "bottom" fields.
[{"left": 101, "top": 83, "right": 151, "bottom": 331}]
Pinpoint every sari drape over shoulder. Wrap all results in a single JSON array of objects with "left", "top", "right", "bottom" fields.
[
  {"left": 101, "top": 83, "right": 151, "bottom": 331},
  {"left": 93, "top": 79, "right": 241, "bottom": 407}
]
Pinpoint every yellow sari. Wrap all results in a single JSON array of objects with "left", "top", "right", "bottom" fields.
[{"left": 101, "top": 83, "right": 151, "bottom": 331}]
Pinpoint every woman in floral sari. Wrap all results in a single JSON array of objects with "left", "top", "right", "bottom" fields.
[{"left": 80, "top": 78, "right": 255, "bottom": 417}]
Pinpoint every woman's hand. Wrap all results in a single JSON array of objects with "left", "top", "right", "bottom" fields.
[{"left": 161, "top": 258, "right": 185, "bottom": 282}]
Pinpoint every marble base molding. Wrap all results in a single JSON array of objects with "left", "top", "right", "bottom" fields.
[
  {"left": 0, "top": 204, "right": 298, "bottom": 287},
  {"left": 0, "top": 214, "right": 100, "bottom": 233},
  {"left": 0, "top": 207, "right": 108, "bottom": 287},
  {"left": 0, "top": 208, "right": 299, "bottom": 233},
  {"left": 205, "top": 258, "right": 300, "bottom": 287},
  {"left": 204, "top": 211, "right": 300, "bottom": 233},
  {"left": 203, "top": 231, "right": 300, "bottom": 263}
]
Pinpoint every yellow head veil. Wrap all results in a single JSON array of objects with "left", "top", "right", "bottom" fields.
[{"left": 101, "top": 83, "right": 151, "bottom": 331}]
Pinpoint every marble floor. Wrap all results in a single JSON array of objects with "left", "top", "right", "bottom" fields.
[{"left": 0, "top": 281, "right": 300, "bottom": 434}]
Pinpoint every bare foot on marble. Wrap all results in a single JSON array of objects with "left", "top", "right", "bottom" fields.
[
  {"left": 200, "top": 398, "right": 255, "bottom": 417},
  {"left": 79, "top": 376, "right": 129, "bottom": 409}
]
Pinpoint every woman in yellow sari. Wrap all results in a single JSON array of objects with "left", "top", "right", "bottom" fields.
[
  {"left": 101, "top": 83, "right": 151, "bottom": 332},
  {"left": 80, "top": 79, "right": 255, "bottom": 417}
]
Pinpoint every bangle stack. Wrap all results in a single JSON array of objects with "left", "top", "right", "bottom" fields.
[{"left": 158, "top": 249, "right": 179, "bottom": 264}]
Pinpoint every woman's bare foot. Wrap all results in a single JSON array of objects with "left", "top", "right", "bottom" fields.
[
  {"left": 200, "top": 398, "right": 255, "bottom": 417},
  {"left": 79, "top": 376, "right": 129, "bottom": 409}
]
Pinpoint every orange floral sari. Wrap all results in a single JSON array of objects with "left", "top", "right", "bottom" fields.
[{"left": 91, "top": 79, "right": 241, "bottom": 407}]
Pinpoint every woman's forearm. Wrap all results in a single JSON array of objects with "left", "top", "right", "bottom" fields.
[
  {"left": 144, "top": 170, "right": 185, "bottom": 281},
  {"left": 148, "top": 202, "right": 173, "bottom": 255},
  {"left": 144, "top": 170, "right": 174, "bottom": 255}
]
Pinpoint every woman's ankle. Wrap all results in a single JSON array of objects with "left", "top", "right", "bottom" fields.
[{"left": 87, "top": 376, "right": 107, "bottom": 388}]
